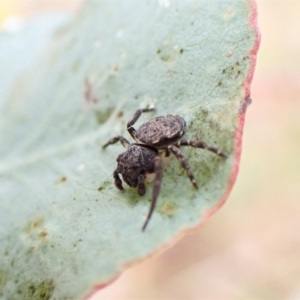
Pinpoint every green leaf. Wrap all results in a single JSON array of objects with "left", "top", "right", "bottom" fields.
[{"left": 0, "top": 0, "right": 259, "bottom": 299}]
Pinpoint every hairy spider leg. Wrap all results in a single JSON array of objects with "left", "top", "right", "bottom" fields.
[
  {"left": 137, "top": 174, "right": 146, "bottom": 196},
  {"left": 142, "top": 156, "right": 163, "bottom": 231},
  {"left": 104, "top": 136, "right": 131, "bottom": 191},
  {"left": 102, "top": 135, "right": 130, "bottom": 149},
  {"left": 127, "top": 107, "right": 156, "bottom": 140},
  {"left": 174, "top": 140, "right": 227, "bottom": 158},
  {"left": 113, "top": 170, "right": 124, "bottom": 190},
  {"left": 168, "top": 145, "right": 199, "bottom": 189},
  {"left": 127, "top": 107, "right": 156, "bottom": 128}
]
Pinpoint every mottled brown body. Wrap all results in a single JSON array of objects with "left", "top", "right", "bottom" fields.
[
  {"left": 116, "top": 144, "right": 157, "bottom": 188},
  {"left": 132, "top": 115, "right": 186, "bottom": 148}
]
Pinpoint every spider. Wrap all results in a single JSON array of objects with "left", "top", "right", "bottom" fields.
[{"left": 103, "top": 108, "right": 226, "bottom": 231}]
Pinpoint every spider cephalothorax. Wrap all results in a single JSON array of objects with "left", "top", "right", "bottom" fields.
[{"left": 103, "top": 108, "right": 226, "bottom": 231}]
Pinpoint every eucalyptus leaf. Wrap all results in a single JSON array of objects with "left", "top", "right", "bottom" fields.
[{"left": 0, "top": 0, "right": 259, "bottom": 299}]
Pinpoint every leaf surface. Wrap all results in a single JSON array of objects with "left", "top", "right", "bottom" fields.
[{"left": 0, "top": 1, "right": 259, "bottom": 299}]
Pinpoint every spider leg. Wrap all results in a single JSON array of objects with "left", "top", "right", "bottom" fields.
[
  {"left": 175, "top": 140, "right": 226, "bottom": 158},
  {"left": 102, "top": 136, "right": 130, "bottom": 149},
  {"left": 137, "top": 174, "right": 146, "bottom": 196},
  {"left": 168, "top": 145, "right": 199, "bottom": 189},
  {"left": 165, "top": 148, "right": 171, "bottom": 157},
  {"left": 142, "top": 156, "right": 163, "bottom": 231},
  {"left": 127, "top": 108, "right": 155, "bottom": 140},
  {"left": 113, "top": 170, "right": 124, "bottom": 190},
  {"left": 127, "top": 107, "right": 156, "bottom": 128}
]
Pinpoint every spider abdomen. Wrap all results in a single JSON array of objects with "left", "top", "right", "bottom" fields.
[{"left": 135, "top": 115, "right": 186, "bottom": 148}]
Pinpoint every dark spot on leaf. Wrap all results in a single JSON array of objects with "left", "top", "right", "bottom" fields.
[
  {"left": 221, "top": 61, "right": 243, "bottom": 80},
  {"left": 98, "top": 186, "right": 104, "bottom": 192},
  {"left": 156, "top": 49, "right": 161, "bottom": 54},
  {"left": 179, "top": 48, "right": 184, "bottom": 54},
  {"left": 71, "top": 59, "right": 80, "bottom": 73},
  {"left": 158, "top": 201, "right": 177, "bottom": 216},
  {"left": 94, "top": 107, "right": 114, "bottom": 124},
  {"left": 84, "top": 78, "right": 98, "bottom": 105},
  {"left": 117, "top": 111, "right": 124, "bottom": 118},
  {"left": 39, "top": 231, "right": 48, "bottom": 239},
  {"left": 33, "top": 220, "right": 42, "bottom": 228},
  {"left": 25, "top": 218, "right": 44, "bottom": 235},
  {"left": 59, "top": 176, "right": 67, "bottom": 183}
]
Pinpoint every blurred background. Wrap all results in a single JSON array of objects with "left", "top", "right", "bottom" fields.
[{"left": 1, "top": 0, "right": 300, "bottom": 299}]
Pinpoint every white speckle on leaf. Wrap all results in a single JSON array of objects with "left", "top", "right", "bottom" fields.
[
  {"left": 77, "top": 164, "right": 85, "bottom": 171},
  {"left": 158, "top": 0, "right": 170, "bottom": 8},
  {"left": 94, "top": 38, "right": 102, "bottom": 48},
  {"left": 140, "top": 95, "right": 157, "bottom": 109},
  {"left": 149, "top": 103, "right": 156, "bottom": 109},
  {"left": 116, "top": 29, "right": 124, "bottom": 38}
]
